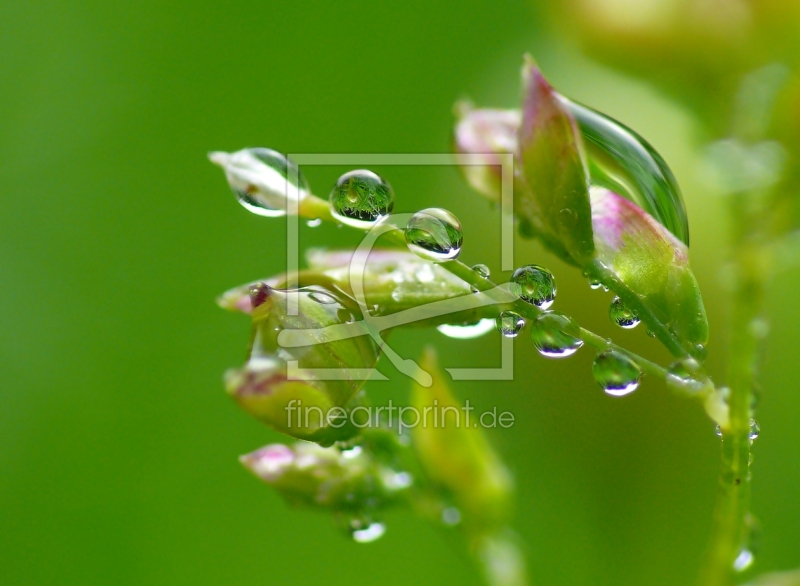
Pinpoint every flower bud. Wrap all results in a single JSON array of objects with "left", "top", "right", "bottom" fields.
[
  {"left": 209, "top": 147, "right": 310, "bottom": 217},
  {"left": 410, "top": 348, "right": 513, "bottom": 532},
  {"left": 454, "top": 106, "right": 520, "bottom": 202},
  {"left": 225, "top": 284, "right": 380, "bottom": 443},
  {"left": 591, "top": 187, "right": 708, "bottom": 347},
  {"left": 240, "top": 442, "right": 410, "bottom": 511}
]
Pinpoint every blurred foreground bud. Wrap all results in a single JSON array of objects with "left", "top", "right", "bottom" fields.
[
  {"left": 209, "top": 147, "right": 310, "bottom": 217},
  {"left": 591, "top": 187, "right": 708, "bottom": 347},
  {"left": 240, "top": 442, "right": 410, "bottom": 513},
  {"left": 225, "top": 283, "right": 380, "bottom": 443},
  {"left": 410, "top": 348, "right": 513, "bottom": 533}
]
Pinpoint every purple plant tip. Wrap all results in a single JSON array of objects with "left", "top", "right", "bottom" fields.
[{"left": 249, "top": 282, "right": 272, "bottom": 308}]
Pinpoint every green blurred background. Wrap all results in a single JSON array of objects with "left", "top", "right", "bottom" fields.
[{"left": 1, "top": 1, "right": 798, "bottom": 585}]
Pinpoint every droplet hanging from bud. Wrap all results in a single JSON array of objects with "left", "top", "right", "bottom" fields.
[
  {"left": 209, "top": 147, "right": 310, "bottom": 217},
  {"left": 592, "top": 350, "right": 642, "bottom": 396},
  {"left": 530, "top": 312, "right": 583, "bottom": 357},
  {"left": 496, "top": 311, "right": 525, "bottom": 338},
  {"left": 329, "top": 170, "right": 394, "bottom": 229},
  {"left": 510, "top": 265, "right": 556, "bottom": 309},
  {"left": 405, "top": 208, "right": 463, "bottom": 261},
  {"left": 609, "top": 296, "right": 640, "bottom": 329}
]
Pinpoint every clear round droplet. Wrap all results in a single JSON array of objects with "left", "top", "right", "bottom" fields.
[
  {"left": 715, "top": 425, "right": 723, "bottom": 437},
  {"left": 437, "top": 319, "right": 495, "bottom": 339},
  {"left": 405, "top": 208, "right": 463, "bottom": 261},
  {"left": 511, "top": 265, "right": 556, "bottom": 309},
  {"left": 749, "top": 419, "right": 760, "bottom": 441},
  {"left": 666, "top": 358, "right": 705, "bottom": 395},
  {"left": 593, "top": 350, "right": 642, "bottom": 396},
  {"left": 219, "top": 148, "right": 310, "bottom": 218},
  {"left": 472, "top": 263, "right": 490, "bottom": 278},
  {"left": 496, "top": 311, "right": 525, "bottom": 338},
  {"left": 329, "top": 170, "right": 394, "bottom": 229},
  {"left": 530, "top": 312, "right": 583, "bottom": 357},
  {"left": 609, "top": 296, "right": 640, "bottom": 329},
  {"left": 589, "top": 279, "right": 603, "bottom": 290},
  {"left": 690, "top": 343, "right": 707, "bottom": 362}
]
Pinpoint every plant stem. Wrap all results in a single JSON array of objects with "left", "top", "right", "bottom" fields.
[{"left": 699, "top": 202, "right": 767, "bottom": 585}]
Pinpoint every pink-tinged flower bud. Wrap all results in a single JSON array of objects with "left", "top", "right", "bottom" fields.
[
  {"left": 591, "top": 187, "right": 708, "bottom": 347},
  {"left": 240, "top": 442, "right": 410, "bottom": 511},
  {"left": 454, "top": 107, "right": 520, "bottom": 202},
  {"left": 225, "top": 284, "right": 380, "bottom": 443}
]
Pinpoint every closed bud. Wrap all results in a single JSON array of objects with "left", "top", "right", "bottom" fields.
[{"left": 225, "top": 284, "right": 380, "bottom": 443}]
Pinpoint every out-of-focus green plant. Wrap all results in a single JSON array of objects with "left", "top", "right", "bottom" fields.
[{"left": 209, "top": 9, "right": 796, "bottom": 576}]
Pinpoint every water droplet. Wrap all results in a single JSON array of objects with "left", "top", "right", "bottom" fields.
[
  {"left": 349, "top": 518, "right": 386, "bottom": 543},
  {"left": 593, "top": 350, "right": 642, "bottom": 396},
  {"left": 733, "top": 514, "right": 760, "bottom": 572},
  {"left": 496, "top": 311, "right": 525, "bottom": 338},
  {"left": 437, "top": 318, "right": 495, "bottom": 339},
  {"left": 666, "top": 358, "right": 705, "bottom": 394},
  {"left": 733, "top": 549, "right": 754, "bottom": 572},
  {"left": 405, "top": 208, "right": 463, "bottom": 261},
  {"left": 306, "top": 218, "right": 323, "bottom": 228},
  {"left": 330, "top": 170, "right": 394, "bottom": 229},
  {"left": 511, "top": 265, "right": 556, "bottom": 309},
  {"left": 715, "top": 425, "right": 723, "bottom": 437},
  {"left": 472, "top": 264, "right": 490, "bottom": 278},
  {"left": 211, "top": 148, "right": 310, "bottom": 218},
  {"left": 530, "top": 312, "right": 583, "bottom": 357},
  {"left": 559, "top": 98, "right": 690, "bottom": 246},
  {"left": 749, "top": 419, "right": 760, "bottom": 441},
  {"left": 589, "top": 279, "right": 603, "bottom": 290},
  {"left": 609, "top": 297, "right": 640, "bottom": 329},
  {"left": 690, "top": 343, "right": 707, "bottom": 362},
  {"left": 442, "top": 507, "right": 462, "bottom": 526}
]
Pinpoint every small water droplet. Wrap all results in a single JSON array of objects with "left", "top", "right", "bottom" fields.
[
  {"left": 666, "top": 359, "right": 705, "bottom": 394},
  {"left": 749, "top": 419, "right": 760, "bottom": 441},
  {"left": 391, "top": 289, "right": 404, "bottom": 302},
  {"left": 530, "top": 312, "right": 583, "bottom": 357},
  {"left": 306, "top": 218, "right": 323, "bottom": 228},
  {"left": 472, "top": 263, "right": 490, "bottom": 278},
  {"left": 589, "top": 279, "right": 603, "bottom": 290},
  {"left": 593, "top": 350, "right": 642, "bottom": 396},
  {"left": 733, "top": 549, "right": 754, "bottom": 572},
  {"left": 349, "top": 518, "right": 386, "bottom": 543},
  {"left": 330, "top": 170, "right": 394, "bottom": 229},
  {"left": 511, "top": 265, "right": 556, "bottom": 309},
  {"left": 405, "top": 208, "right": 463, "bottom": 261},
  {"left": 609, "top": 297, "right": 640, "bottom": 329},
  {"left": 437, "top": 318, "right": 495, "bottom": 339},
  {"left": 715, "top": 425, "right": 723, "bottom": 437},
  {"left": 442, "top": 507, "right": 462, "bottom": 526},
  {"left": 496, "top": 311, "right": 525, "bottom": 338},
  {"left": 646, "top": 328, "right": 657, "bottom": 338},
  {"left": 733, "top": 514, "right": 760, "bottom": 572},
  {"left": 690, "top": 343, "right": 707, "bottom": 362}
]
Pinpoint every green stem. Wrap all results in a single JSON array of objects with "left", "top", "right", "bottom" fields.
[{"left": 699, "top": 206, "right": 767, "bottom": 585}]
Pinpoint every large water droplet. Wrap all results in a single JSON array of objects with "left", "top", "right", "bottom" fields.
[
  {"left": 437, "top": 318, "right": 495, "bottom": 339},
  {"left": 405, "top": 208, "right": 463, "bottom": 261},
  {"left": 511, "top": 265, "right": 556, "bottom": 309},
  {"left": 496, "top": 311, "right": 525, "bottom": 338},
  {"left": 593, "top": 350, "right": 642, "bottom": 396},
  {"left": 330, "top": 170, "right": 394, "bottom": 229},
  {"left": 559, "top": 98, "right": 690, "bottom": 246},
  {"left": 530, "top": 312, "right": 583, "bottom": 357},
  {"left": 609, "top": 296, "right": 640, "bottom": 329},
  {"left": 211, "top": 148, "right": 310, "bottom": 218}
]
